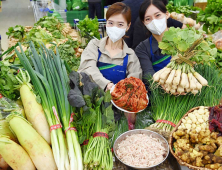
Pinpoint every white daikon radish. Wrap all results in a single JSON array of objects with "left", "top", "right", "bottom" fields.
[
  {"left": 177, "top": 85, "right": 185, "bottom": 94},
  {"left": 188, "top": 73, "right": 197, "bottom": 90},
  {"left": 0, "top": 136, "right": 35, "bottom": 170},
  {"left": 180, "top": 72, "right": 189, "bottom": 88},
  {"left": 165, "top": 84, "right": 172, "bottom": 92},
  {"left": 170, "top": 88, "right": 176, "bottom": 94},
  {"left": 193, "top": 72, "right": 208, "bottom": 86},
  {"left": 16, "top": 70, "right": 50, "bottom": 144},
  {"left": 191, "top": 89, "right": 199, "bottom": 95},
  {"left": 185, "top": 88, "right": 191, "bottom": 93},
  {"left": 165, "top": 69, "right": 176, "bottom": 85},
  {"left": 194, "top": 77, "right": 202, "bottom": 90},
  {"left": 159, "top": 67, "right": 172, "bottom": 81},
  {"left": 153, "top": 67, "right": 167, "bottom": 82},
  {"left": 173, "top": 68, "right": 182, "bottom": 85},
  {"left": 159, "top": 78, "right": 166, "bottom": 85},
  {"left": 7, "top": 114, "right": 57, "bottom": 170},
  {"left": 171, "top": 84, "right": 178, "bottom": 90}
]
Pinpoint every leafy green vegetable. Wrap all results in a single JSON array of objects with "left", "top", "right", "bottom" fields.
[
  {"left": 78, "top": 15, "right": 100, "bottom": 43},
  {"left": 0, "top": 60, "right": 19, "bottom": 100},
  {"left": 35, "top": 16, "right": 65, "bottom": 39},
  {"left": 160, "top": 27, "right": 217, "bottom": 63},
  {"left": 197, "top": 0, "right": 222, "bottom": 33},
  {"left": 26, "top": 28, "right": 53, "bottom": 47},
  {"left": 135, "top": 109, "right": 154, "bottom": 129},
  {"left": 57, "top": 39, "right": 80, "bottom": 71},
  {"left": 166, "top": 1, "right": 201, "bottom": 17},
  {"left": 216, "top": 50, "right": 222, "bottom": 71},
  {"left": 6, "top": 25, "right": 25, "bottom": 41}
]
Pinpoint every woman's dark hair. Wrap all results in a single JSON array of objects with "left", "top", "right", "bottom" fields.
[
  {"left": 106, "top": 2, "right": 131, "bottom": 25},
  {"left": 139, "top": 0, "right": 168, "bottom": 22}
]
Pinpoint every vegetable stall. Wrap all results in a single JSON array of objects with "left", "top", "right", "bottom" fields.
[{"left": 1, "top": 3, "right": 222, "bottom": 169}]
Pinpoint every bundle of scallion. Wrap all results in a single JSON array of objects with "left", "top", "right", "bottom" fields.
[
  {"left": 147, "top": 63, "right": 222, "bottom": 139},
  {"left": 83, "top": 91, "right": 115, "bottom": 170},
  {"left": 15, "top": 42, "right": 82, "bottom": 170}
]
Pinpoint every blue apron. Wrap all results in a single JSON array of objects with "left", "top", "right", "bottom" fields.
[
  {"left": 97, "top": 49, "right": 128, "bottom": 84},
  {"left": 149, "top": 35, "right": 171, "bottom": 72}
]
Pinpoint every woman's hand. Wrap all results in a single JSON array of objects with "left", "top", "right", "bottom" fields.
[{"left": 105, "top": 82, "right": 114, "bottom": 92}]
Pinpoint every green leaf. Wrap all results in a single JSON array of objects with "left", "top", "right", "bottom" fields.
[
  {"left": 159, "top": 42, "right": 170, "bottom": 50},
  {"left": 207, "top": 15, "right": 219, "bottom": 24},
  {"left": 177, "top": 42, "right": 189, "bottom": 52}
]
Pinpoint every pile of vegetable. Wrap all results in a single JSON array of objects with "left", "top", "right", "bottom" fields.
[
  {"left": 154, "top": 61, "right": 208, "bottom": 95},
  {"left": 67, "top": 71, "right": 115, "bottom": 170},
  {"left": 172, "top": 105, "right": 222, "bottom": 169},
  {"left": 156, "top": 27, "right": 217, "bottom": 95},
  {"left": 197, "top": 0, "right": 222, "bottom": 34},
  {"left": 78, "top": 15, "right": 101, "bottom": 44},
  {"left": 6, "top": 25, "right": 25, "bottom": 41},
  {"left": 147, "top": 63, "right": 222, "bottom": 138},
  {"left": 170, "top": 12, "right": 200, "bottom": 30},
  {"left": 167, "top": 1, "right": 201, "bottom": 17},
  {"left": 111, "top": 77, "right": 148, "bottom": 112},
  {"left": 3, "top": 16, "right": 83, "bottom": 71},
  {"left": 0, "top": 60, "right": 20, "bottom": 100},
  {"left": 16, "top": 42, "right": 83, "bottom": 170}
]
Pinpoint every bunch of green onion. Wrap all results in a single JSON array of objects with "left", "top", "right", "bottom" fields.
[{"left": 15, "top": 42, "right": 82, "bottom": 170}]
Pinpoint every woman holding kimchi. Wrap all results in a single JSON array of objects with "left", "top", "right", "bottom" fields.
[{"left": 78, "top": 2, "right": 142, "bottom": 91}]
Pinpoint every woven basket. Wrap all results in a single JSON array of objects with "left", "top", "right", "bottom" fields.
[{"left": 169, "top": 106, "right": 211, "bottom": 170}]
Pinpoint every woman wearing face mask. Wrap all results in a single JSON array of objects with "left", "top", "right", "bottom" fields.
[
  {"left": 78, "top": 2, "right": 142, "bottom": 91},
  {"left": 135, "top": 0, "right": 176, "bottom": 83}
]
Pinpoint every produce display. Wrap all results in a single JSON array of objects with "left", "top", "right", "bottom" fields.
[
  {"left": 116, "top": 134, "right": 167, "bottom": 167},
  {"left": 167, "top": 1, "right": 201, "bottom": 17},
  {"left": 172, "top": 105, "right": 222, "bottom": 169},
  {"left": 4, "top": 16, "right": 83, "bottom": 71},
  {"left": 148, "top": 63, "right": 222, "bottom": 138},
  {"left": 78, "top": 15, "right": 101, "bottom": 44},
  {"left": 1, "top": 5, "right": 222, "bottom": 169},
  {"left": 156, "top": 27, "right": 217, "bottom": 95},
  {"left": 197, "top": 0, "right": 222, "bottom": 34},
  {"left": 111, "top": 77, "right": 148, "bottom": 112},
  {"left": 170, "top": 12, "right": 201, "bottom": 30}
]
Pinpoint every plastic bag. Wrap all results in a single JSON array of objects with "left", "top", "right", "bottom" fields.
[
  {"left": 72, "top": 0, "right": 88, "bottom": 10},
  {"left": 212, "top": 30, "right": 222, "bottom": 50},
  {"left": 0, "top": 94, "right": 24, "bottom": 119}
]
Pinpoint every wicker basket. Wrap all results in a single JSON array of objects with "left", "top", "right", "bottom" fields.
[{"left": 169, "top": 106, "right": 211, "bottom": 170}]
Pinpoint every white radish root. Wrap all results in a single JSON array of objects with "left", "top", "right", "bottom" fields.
[
  {"left": 173, "top": 69, "right": 182, "bottom": 85},
  {"left": 166, "top": 69, "right": 176, "bottom": 85},
  {"left": 159, "top": 68, "right": 172, "bottom": 81},
  {"left": 153, "top": 67, "right": 167, "bottom": 82},
  {"left": 177, "top": 85, "right": 185, "bottom": 94},
  {"left": 171, "top": 84, "right": 178, "bottom": 90},
  {"left": 170, "top": 88, "right": 176, "bottom": 94},
  {"left": 180, "top": 73, "right": 189, "bottom": 88},
  {"left": 185, "top": 88, "right": 191, "bottom": 93},
  {"left": 188, "top": 73, "right": 197, "bottom": 90},
  {"left": 191, "top": 89, "right": 199, "bottom": 95},
  {"left": 193, "top": 72, "right": 208, "bottom": 86}
]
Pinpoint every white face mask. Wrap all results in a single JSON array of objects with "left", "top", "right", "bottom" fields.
[
  {"left": 106, "top": 26, "right": 126, "bottom": 43},
  {"left": 146, "top": 17, "right": 167, "bottom": 35}
]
